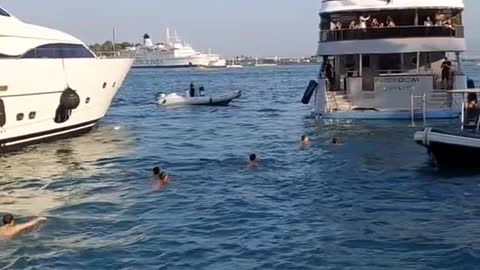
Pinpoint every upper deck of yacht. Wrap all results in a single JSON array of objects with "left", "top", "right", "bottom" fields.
[
  {"left": 318, "top": 0, "right": 466, "bottom": 55},
  {"left": 320, "top": 0, "right": 464, "bottom": 14}
]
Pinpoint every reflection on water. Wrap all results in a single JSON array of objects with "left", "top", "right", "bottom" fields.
[{"left": 0, "top": 126, "right": 133, "bottom": 216}]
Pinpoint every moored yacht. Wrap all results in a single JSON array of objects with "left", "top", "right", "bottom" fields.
[
  {"left": 0, "top": 7, "right": 133, "bottom": 152},
  {"left": 303, "top": 0, "right": 467, "bottom": 120}
]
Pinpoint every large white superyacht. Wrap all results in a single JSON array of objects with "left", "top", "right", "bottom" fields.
[
  {"left": 0, "top": 7, "right": 133, "bottom": 152},
  {"left": 303, "top": 0, "right": 468, "bottom": 120},
  {"left": 123, "top": 29, "right": 227, "bottom": 68}
]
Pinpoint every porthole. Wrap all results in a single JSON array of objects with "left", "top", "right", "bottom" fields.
[
  {"left": 86, "top": 97, "right": 90, "bottom": 104},
  {"left": 112, "top": 82, "right": 116, "bottom": 88},
  {"left": 28, "top": 112, "right": 36, "bottom": 119},
  {"left": 102, "top": 82, "right": 107, "bottom": 89},
  {"left": 16, "top": 113, "right": 24, "bottom": 121}
]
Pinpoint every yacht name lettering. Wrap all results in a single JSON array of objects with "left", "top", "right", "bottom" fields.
[{"left": 375, "top": 77, "right": 421, "bottom": 84}]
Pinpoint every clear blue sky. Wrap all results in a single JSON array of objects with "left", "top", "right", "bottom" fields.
[{"left": 1, "top": 0, "right": 479, "bottom": 57}]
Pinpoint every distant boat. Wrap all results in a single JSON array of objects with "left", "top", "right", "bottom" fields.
[
  {"left": 121, "top": 29, "right": 226, "bottom": 68},
  {"left": 254, "top": 57, "right": 277, "bottom": 67},
  {"left": 227, "top": 58, "right": 243, "bottom": 68}
]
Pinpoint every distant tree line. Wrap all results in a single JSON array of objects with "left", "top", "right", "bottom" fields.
[{"left": 88, "top": 41, "right": 140, "bottom": 55}]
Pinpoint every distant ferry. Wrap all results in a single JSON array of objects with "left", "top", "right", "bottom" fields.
[{"left": 121, "top": 29, "right": 226, "bottom": 68}]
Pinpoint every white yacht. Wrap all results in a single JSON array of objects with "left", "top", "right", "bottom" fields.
[
  {"left": 303, "top": 0, "right": 467, "bottom": 120},
  {"left": 123, "top": 29, "right": 227, "bottom": 68},
  {"left": 0, "top": 7, "right": 133, "bottom": 152}
]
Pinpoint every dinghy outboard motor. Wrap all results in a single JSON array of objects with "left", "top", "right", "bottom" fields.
[
  {"left": 301, "top": 80, "right": 318, "bottom": 104},
  {"left": 55, "top": 87, "right": 80, "bottom": 123},
  {"left": 0, "top": 98, "right": 5, "bottom": 128}
]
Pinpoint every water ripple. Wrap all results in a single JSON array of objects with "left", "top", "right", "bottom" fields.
[{"left": 1, "top": 65, "right": 480, "bottom": 269}]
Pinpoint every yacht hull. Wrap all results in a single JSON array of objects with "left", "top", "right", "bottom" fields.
[
  {"left": 0, "top": 58, "right": 133, "bottom": 152},
  {"left": 414, "top": 128, "right": 480, "bottom": 167}
]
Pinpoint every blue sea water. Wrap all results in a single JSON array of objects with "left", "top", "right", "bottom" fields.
[{"left": 1, "top": 64, "right": 480, "bottom": 270}]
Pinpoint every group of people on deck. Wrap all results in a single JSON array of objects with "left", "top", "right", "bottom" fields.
[{"left": 332, "top": 10, "right": 456, "bottom": 31}]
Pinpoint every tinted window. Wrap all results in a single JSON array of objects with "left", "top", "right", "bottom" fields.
[
  {"left": 0, "top": 8, "right": 10, "bottom": 17},
  {"left": 22, "top": 43, "right": 95, "bottom": 59}
]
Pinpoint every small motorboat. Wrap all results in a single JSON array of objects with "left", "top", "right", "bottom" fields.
[
  {"left": 156, "top": 90, "right": 241, "bottom": 106},
  {"left": 414, "top": 86, "right": 480, "bottom": 168}
]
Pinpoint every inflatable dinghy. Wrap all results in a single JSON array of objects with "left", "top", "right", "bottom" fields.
[{"left": 157, "top": 91, "right": 241, "bottom": 106}]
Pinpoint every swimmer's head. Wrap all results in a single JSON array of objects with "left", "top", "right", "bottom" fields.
[
  {"left": 301, "top": 135, "right": 310, "bottom": 144},
  {"left": 3, "top": 214, "right": 14, "bottom": 225},
  {"left": 153, "top": 167, "right": 160, "bottom": 176},
  {"left": 249, "top": 154, "right": 257, "bottom": 162},
  {"left": 332, "top": 138, "right": 339, "bottom": 144},
  {"left": 159, "top": 171, "right": 168, "bottom": 181}
]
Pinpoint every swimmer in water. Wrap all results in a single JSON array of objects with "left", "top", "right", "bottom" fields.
[
  {"left": 301, "top": 135, "right": 310, "bottom": 146},
  {"left": 0, "top": 214, "right": 46, "bottom": 239},
  {"left": 152, "top": 167, "right": 161, "bottom": 177},
  {"left": 159, "top": 171, "right": 169, "bottom": 185},
  {"left": 248, "top": 154, "right": 258, "bottom": 168},
  {"left": 332, "top": 137, "right": 341, "bottom": 145}
]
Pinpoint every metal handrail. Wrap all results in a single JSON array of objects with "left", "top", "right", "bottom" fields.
[
  {"left": 410, "top": 92, "right": 427, "bottom": 127},
  {"left": 321, "top": 25, "right": 464, "bottom": 42}
]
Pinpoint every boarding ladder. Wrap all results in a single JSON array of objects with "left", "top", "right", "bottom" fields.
[{"left": 409, "top": 92, "right": 427, "bottom": 128}]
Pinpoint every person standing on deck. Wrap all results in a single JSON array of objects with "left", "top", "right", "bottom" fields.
[
  {"left": 359, "top": 15, "right": 371, "bottom": 29},
  {"left": 441, "top": 57, "right": 452, "bottom": 90},
  {"left": 325, "top": 60, "right": 334, "bottom": 90}
]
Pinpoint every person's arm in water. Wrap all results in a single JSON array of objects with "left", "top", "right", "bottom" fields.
[{"left": 10, "top": 217, "right": 47, "bottom": 237}]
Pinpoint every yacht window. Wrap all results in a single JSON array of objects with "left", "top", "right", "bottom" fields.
[
  {"left": 0, "top": 8, "right": 10, "bottom": 17},
  {"left": 22, "top": 43, "right": 95, "bottom": 59},
  {"left": 16, "top": 113, "right": 24, "bottom": 121}
]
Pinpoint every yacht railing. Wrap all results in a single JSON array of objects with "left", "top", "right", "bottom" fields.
[{"left": 321, "top": 25, "right": 464, "bottom": 42}]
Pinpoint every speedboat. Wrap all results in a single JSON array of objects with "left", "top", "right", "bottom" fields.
[
  {"left": 0, "top": 6, "right": 133, "bottom": 152},
  {"left": 414, "top": 87, "right": 480, "bottom": 167},
  {"left": 156, "top": 90, "right": 241, "bottom": 106}
]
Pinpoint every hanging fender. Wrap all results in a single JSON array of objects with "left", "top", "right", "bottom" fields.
[
  {"left": 60, "top": 87, "right": 80, "bottom": 110},
  {"left": 0, "top": 98, "right": 5, "bottom": 128},
  {"left": 301, "top": 80, "right": 318, "bottom": 104}
]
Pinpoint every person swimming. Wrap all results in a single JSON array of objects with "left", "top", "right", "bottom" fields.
[
  {"left": 248, "top": 154, "right": 258, "bottom": 168},
  {"left": 301, "top": 135, "right": 310, "bottom": 146},
  {"left": 159, "top": 171, "right": 169, "bottom": 185},
  {"left": 0, "top": 214, "right": 46, "bottom": 239},
  {"left": 152, "top": 167, "right": 161, "bottom": 177},
  {"left": 332, "top": 137, "right": 341, "bottom": 145}
]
